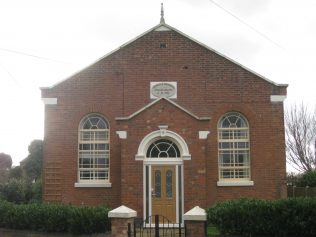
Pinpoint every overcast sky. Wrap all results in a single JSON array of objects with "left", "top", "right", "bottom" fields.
[{"left": 0, "top": 0, "right": 315, "bottom": 169}]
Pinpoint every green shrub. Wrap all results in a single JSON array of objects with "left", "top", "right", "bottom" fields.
[
  {"left": 68, "top": 205, "right": 110, "bottom": 234},
  {"left": 298, "top": 171, "right": 316, "bottom": 187},
  {"left": 0, "top": 178, "right": 42, "bottom": 204},
  {"left": 207, "top": 198, "right": 316, "bottom": 237},
  {"left": 30, "top": 179, "right": 42, "bottom": 203},
  {"left": 0, "top": 200, "right": 110, "bottom": 234},
  {"left": 0, "top": 200, "right": 13, "bottom": 227},
  {"left": 287, "top": 171, "right": 316, "bottom": 187},
  {"left": 0, "top": 179, "right": 28, "bottom": 204}
]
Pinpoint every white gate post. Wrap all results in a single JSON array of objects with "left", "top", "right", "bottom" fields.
[
  {"left": 183, "top": 206, "right": 207, "bottom": 237},
  {"left": 108, "top": 205, "right": 137, "bottom": 237}
]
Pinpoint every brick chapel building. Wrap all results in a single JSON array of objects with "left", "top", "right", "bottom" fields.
[{"left": 41, "top": 12, "right": 288, "bottom": 224}]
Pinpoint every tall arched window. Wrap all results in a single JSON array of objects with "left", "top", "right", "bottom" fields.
[
  {"left": 218, "top": 112, "right": 250, "bottom": 181},
  {"left": 78, "top": 114, "right": 109, "bottom": 183}
]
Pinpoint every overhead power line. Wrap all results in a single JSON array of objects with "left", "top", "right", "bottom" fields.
[
  {"left": 0, "top": 47, "right": 69, "bottom": 63},
  {"left": 0, "top": 61, "right": 20, "bottom": 86},
  {"left": 208, "top": 0, "right": 284, "bottom": 49}
]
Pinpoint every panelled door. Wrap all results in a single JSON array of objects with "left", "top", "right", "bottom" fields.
[{"left": 151, "top": 165, "right": 176, "bottom": 223}]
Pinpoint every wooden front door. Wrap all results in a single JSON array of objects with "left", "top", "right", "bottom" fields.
[{"left": 151, "top": 166, "right": 176, "bottom": 223}]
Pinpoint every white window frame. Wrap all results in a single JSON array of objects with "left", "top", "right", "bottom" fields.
[
  {"left": 217, "top": 112, "right": 253, "bottom": 186},
  {"left": 75, "top": 114, "right": 111, "bottom": 188}
]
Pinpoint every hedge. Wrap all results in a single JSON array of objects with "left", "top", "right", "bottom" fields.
[
  {"left": 0, "top": 200, "right": 111, "bottom": 234},
  {"left": 207, "top": 197, "right": 316, "bottom": 237}
]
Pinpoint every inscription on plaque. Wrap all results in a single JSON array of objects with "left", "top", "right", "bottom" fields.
[{"left": 150, "top": 82, "right": 177, "bottom": 99}]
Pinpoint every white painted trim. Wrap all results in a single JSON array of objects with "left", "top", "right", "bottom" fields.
[
  {"left": 108, "top": 205, "right": 137, "bottom": 218},
  {"left": 135, "top": 129, "right": 191, "bottom": 160},
  {"left": 154, "top": 25, "right": 171, "bottom": 31},
  {"left": 136, "top": 155, "right": 145, "bottom": 161},
  {"left": 149, "top": 165, "right": 152, "bottom": 219},
  {"left": 158, "top": 125, "right": 168, "bottom": 137},
  {"left": 182, "top": 155, "right": 191, "bottom": 160},
  {"left": 270, "top": 95, "right": 287, "bottom": 102},
  {"left": 176, "top": 166, "right": 179, "bottom": 223},
  {"left": 144, "top": 159, "right": 183, "bottom": 165},
  {"left": 42, "top": 98, "right": 57, "bottom": 105},
  {"left": 116, "top": 97, "right": 210, "bottom": 121},
  {"left": 140, "top": 130, "right": 188, "bottom": 224},
  {"left": 181, "top": 165, "right": 184, "bottom": 224},
  {"left": 158, "top": 125, "right": 168, "bottom": 130},
  {"left": 116, "top": 131, "right": 127, "bottom": 139},
  {"left": 199, "top": 131, "right": 210, "bottom": 139},
  {"left": 143, "top": 165, "right": 146, "bottom": 222},
  {"left": 116, "top": 98, "right": 160, "bottom": 120},
  {"left": 74, "top": 182, "right": 112, "bottom": 188},
  {"left": 217, "top": 181, "right": 254, "bottom": 186},
  {"left": 183, "top": 206, "right": 207, "bottom": 221}
]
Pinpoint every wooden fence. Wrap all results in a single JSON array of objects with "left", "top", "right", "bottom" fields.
[{"left": 287, "top": 186, "right": 316, "bottom": 197}]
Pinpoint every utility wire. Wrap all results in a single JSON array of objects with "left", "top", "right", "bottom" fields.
[
  {"left": 0, "top": 61, "right": 20, "bottom": 86},
  {"left": 208, "top": 0, "right": 284, "bottom": 49},
  {"left": 0, "top": 47, "right": 69, "bottom": 63}
]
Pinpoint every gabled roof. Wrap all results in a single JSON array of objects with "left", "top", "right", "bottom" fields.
[
  {"left": 42, "top": 21, "right": 288, "bottom": 90},
  {"left": 115, "top": 97, "right": 211, "bottom": 121}
]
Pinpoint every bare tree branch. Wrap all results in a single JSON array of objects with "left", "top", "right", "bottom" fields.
[{"left": 285, "top": 103, "right": 316, "bottom": 172}]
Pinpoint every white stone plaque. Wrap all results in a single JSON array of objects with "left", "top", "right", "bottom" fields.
[{"left": 150, "top": 82, "right": 177, "bottom": 99}]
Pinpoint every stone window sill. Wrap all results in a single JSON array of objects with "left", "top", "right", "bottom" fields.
[
  {"left": 74, "top": 182, "right": 112, "bottom": 188},
  {"left": 217, "top": 181, "right": 254, "bottom": 187}
]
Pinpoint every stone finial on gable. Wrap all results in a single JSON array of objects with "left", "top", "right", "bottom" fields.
[{"left": 160, "top": 3, "right": 165, "bottom": 24}]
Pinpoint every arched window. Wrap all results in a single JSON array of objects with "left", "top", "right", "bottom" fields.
[
  {"left": 78, "top": 114, "right": 109, "bottom": 183},
  {"left": 218, "top": 112, "right": 250, "bottom": 181},
  {"left": 146, "top": 139, "right": 180, "bottom": 158}
]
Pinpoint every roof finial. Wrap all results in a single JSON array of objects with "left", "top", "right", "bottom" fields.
[{"left": 160, "top": 3, "right": 165, "bottom": 24}]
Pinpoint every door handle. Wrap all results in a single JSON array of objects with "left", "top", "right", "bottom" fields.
[{"left": 151, "top": 188, "right": 156, "bottom": 197}]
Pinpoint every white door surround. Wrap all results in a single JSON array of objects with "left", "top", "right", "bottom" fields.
[{"left": 136, "top": 126, "right": 190, "bottom": 224}]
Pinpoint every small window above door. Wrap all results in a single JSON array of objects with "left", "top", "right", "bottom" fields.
[{"left": 146, "top": 139, "right": 180, "bottom": 158}]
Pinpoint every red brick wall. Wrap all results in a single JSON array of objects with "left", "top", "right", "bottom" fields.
[{"left": 41, "top": 28, "right": 287, "bottom": 212}]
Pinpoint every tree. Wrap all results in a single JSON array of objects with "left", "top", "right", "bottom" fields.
[
  {"left": 0, "top": 153, "right": 12, "bottom": 183},
  {"left": 21, "top": 140, "right": 43, "bottom": 181},
  {"left": 9, "top": 166, "right": 23, "bottom": 179},
  {"left": 0, "top": 140, "right": 43, "bottom": 203},
  {"left": 285, "top": 104, "right": 316, "bottom": 172},
  {"left": 0, "top": 153, "right": 12, "bottom": 170}
]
